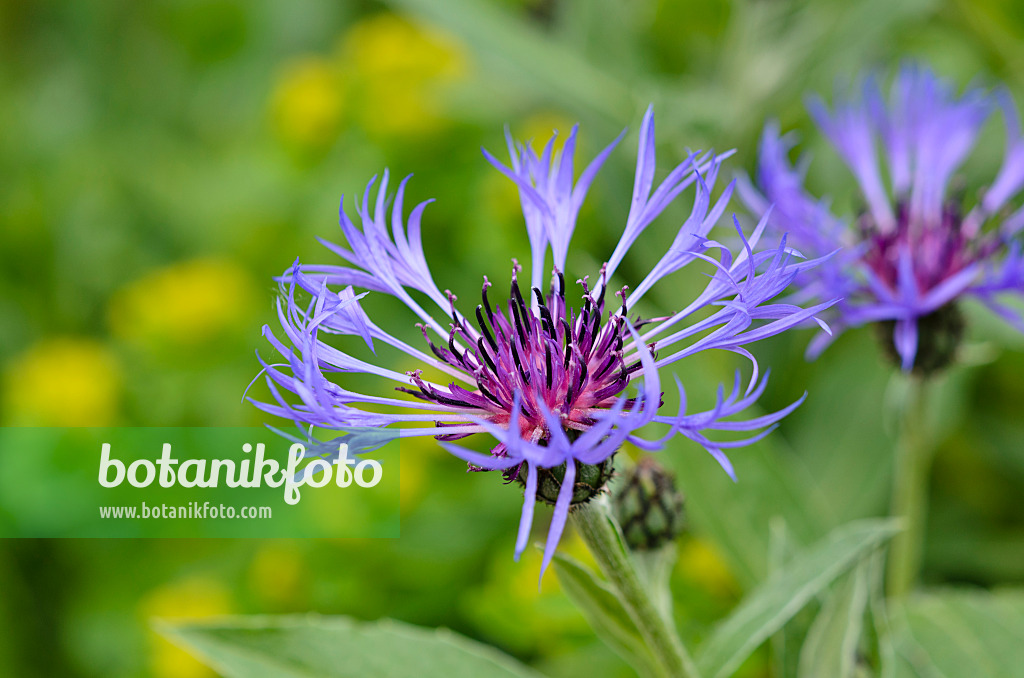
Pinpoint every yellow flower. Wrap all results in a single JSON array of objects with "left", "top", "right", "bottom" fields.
[
  {"left": 4, "top": 338, "right": 121, "bottom": 425},
  {"left": 108, "top": 258, "right": 256, "bottom": 350},
  {"left": 142, "top": 576, "right": 232, "bottom": 678},
  {"left": 270, "top": 56, "right": 345, "bottom": 149},
  {"left": 677, "top": 536, "right": 739, "bottom": 599},
  {"left": 341, "top": 14, "right": 468, "bottom": 137}
]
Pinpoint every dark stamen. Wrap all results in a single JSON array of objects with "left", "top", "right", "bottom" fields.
[
  {"left": 593, "top": 352, "right": 620, "bottom": 380},
  {"left": 577, "top": 360, "right": 589, "bottom": 394},
  {"left": 589, "top": 306, "right": 602, "bottom": 348},
  {"left": 419, "top": 325, "right": 454, "bottom": 366},
  {"left": 510, "top": 298, "right": 530, "bottom": 349},
  {"left": 534, "top": 287, "right": 557, "bottom": 339},
  {"left": 448, "top": 331, "right": 465, "bottom": 365},
  {"left": 418, "top": 387, "right": 477, "bottom": 408},
  {"left": 616, "top": 285, "right": 630, "bottom": 316},
  {"left": 477, "top": 337, "right": 498, "bottom": 375},
  {"left": 510, "top": 277, "right": 531, "bottom": 338},
  {"left": 477, "top": 382, "right": 501, "bottom": 406},
  {"left": 482, "top": 280, "right": 496, "bottom": 322},
  {"left": 545, "top": 342, "right": 553, "bottom": 390},
  {"left": 510, "top": 337, "right": 531, "bottom": 385},
  {"left": 395, "top": 386, "right": 432, "bottom": 401},
  {"left": 475, "top": 305, "right": 498, "bottom": 351}
]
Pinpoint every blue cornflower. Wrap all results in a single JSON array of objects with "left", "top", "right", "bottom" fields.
[
  {"left": 741, "top": 65, "right": 1024, "bottom": 373},
  {"left": 252, "top": 107, "right": 834, "bottom": 574}
]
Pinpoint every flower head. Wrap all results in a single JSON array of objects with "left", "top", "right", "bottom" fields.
[
  {"left": 252, "top": 107, "right": 834, "bottom": 575},
  {"left": 741, "top": 65, "right": 1024, "bottom": 373}
]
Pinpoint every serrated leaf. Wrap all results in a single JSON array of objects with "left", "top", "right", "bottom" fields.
[
  {"left": 696, "top": 518, "right": 900, "bottom": 678},
  {"left": 894, "top": 588, "right": 1024, "bottom": 678},
  {"left": 156, "top": 615, "right": 547, "bottom": 678},
  {"left": 798, "top": 563, "right": 870, "bottom": 678},
  {"left": 552, "top": 552, "right": 659, "bottom": 678}
]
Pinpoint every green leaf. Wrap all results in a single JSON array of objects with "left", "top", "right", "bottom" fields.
[
  {"left": 156, "top": 615, "right": 548, "bottom": 678},
  {"left": 863, "top": 552, "right": 898, "bottom": 678},
  {"left": 798, "top": 563, "right": 871, "bottom": 678},
  {"left": 894, "top": 588, "right": 1024, "bottom": 678},
  {"left": 768, "top": 518, "right": 807, "bottom": 678},
  {"left": 552, "top": 552, "right": 659, "bottom": 678},
  {"left": 696, "top": 518, "right": 900, "bottom": 678}
]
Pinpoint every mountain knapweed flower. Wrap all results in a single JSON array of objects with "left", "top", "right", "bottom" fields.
[
  {"left": 741, "top": 65, "right": 1024, "bottom": 374},
  {"left": 252, "top": 108, "right": 834, "bottom": 574}
]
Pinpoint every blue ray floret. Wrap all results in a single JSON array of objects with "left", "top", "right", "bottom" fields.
[
  {"left": 741, "top": 65, "right": 1024, "bottom": 372},
  {"left": 251, "top": 107, "right": 835, "bottom": 576}
]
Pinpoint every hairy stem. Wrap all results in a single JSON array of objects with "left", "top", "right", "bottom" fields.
[{"left": 572, "top": 498, "right": 700, "bottom": 678}]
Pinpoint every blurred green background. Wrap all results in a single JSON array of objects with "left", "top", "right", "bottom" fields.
[{"left": 2, "top": 0, "right": 1024, "bottom": 676}]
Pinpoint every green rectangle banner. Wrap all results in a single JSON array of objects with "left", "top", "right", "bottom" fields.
[{"left": 0, "top": 427, "right": 400, "bottom": 538}]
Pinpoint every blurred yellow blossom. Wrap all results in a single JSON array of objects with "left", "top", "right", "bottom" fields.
[
  {"left": 270, "top": 56, "right": 345, "bottom": 150},
  {"left": 341, "top": 13, "right": 468, "bottom": 137},
  {"left": 108, "top": 258, "right": 256, "bottom": 350},
  {"left": 141, "top": 576, "right": 232, "bottom": 678},
  {"left": 4, "top": 338, "right": 121, "bottom": 425},
  {"left": 677, "top": 536, "right": 739, "bottom": 599}
]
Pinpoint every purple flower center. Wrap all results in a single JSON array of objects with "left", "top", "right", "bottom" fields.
[
  {"left": 399, "top": 262, "right": 652, "bottom": 453},
  {"left": 858, "top": 199, "right": 998, "bottom": 294}
]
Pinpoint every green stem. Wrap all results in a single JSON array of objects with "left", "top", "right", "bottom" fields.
[
  {"left": 886, "top": 376, "right": 931, "bottom": 599},
  {"left": 571, "top": 498, "right": 701, "bottom": 678}
]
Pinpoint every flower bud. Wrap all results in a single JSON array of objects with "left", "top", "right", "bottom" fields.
[{"left": 613, "top": 457, "right": 685, "bottom": 550}]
